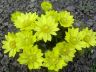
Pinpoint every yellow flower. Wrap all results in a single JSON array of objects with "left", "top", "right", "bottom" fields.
[
  {"left": 41, "top": 1, "right": 52, "bottom": 11},
  {"left": 14, "top": 12, "right": 38, "bottom": 31},
  {"left": 18, "top": 45, "right": 43, "bottom": 69},
  {"left": 45, "top": 10, "right": 59, "bottom": 22},
  {"left": 81, "top": 27, "right": 96, "bottom": 47},
  {"left": 2, "top": 32, "right": 20, "bottom": 57},
  {"left": 54, "top": 41, "right": 76, "bottom": 62},
  {"left": 34, "top": 15, "right": 59, "bottom": 42},
  {"left": 11, "top": 11, "right": 23, "bottom": 23},
  {"left": 59, "top": 11, "right": 74, "bottom": 27},
  {"left": 65, "top": 27, "right": 87, "bottom": 50},
  {"left": 16, "top": 31, "right": 36, "bottom": 49},
  {"left": 43, "top": 50, "right": 67, "bottom": 71}
]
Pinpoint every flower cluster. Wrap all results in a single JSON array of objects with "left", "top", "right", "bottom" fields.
[
  {"left": 65, "top": 27, "right": 96, "bottom": 50},
  {"left": 2, "top": 1, "right": 96, "bottom": 72}
]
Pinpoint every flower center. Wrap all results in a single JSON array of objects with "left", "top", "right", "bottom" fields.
[
  {"left": 42, "top": 25, "right": 50, "bottom": 33},
  {"left": 10, "top": 40, "right": 16, "bottom": 48},
  {"left": 70, "top": 37, "right": 78, "bottom": 45},
  {"left": 83, "top": 35, "right": 90, "bottom": 42}
]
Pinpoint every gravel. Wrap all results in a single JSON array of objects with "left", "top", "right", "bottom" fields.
[{"left": 0, "top": 0, "right": 96, "bottom": 72}]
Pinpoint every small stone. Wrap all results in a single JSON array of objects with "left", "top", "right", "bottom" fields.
[
  {"left": 86, "top": 19, "right": 93, "bottom": 27},
  {"left": 74, "top": 22, "right": 81, "bottom": 27},
  {"left": 66, "top": 5, "right": 75, "bottom": 11},
  {"left": 0, "top": 52, "right": 3, "bottom": 58},
  {"left": 4, "top": 22, "right": 8, "bottom": 26},
  {"left": 30, "top": 0, "right": 35, "bottom": 2},
  {"left": 93, "top": 16, "right": 96, "bottom": 21},
  {"left": 1, "top": 55, "right": 9, "bottom": 65}
]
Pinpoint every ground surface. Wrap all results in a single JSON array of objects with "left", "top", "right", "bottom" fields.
[{"left": 0, "top": 0, "right": 96, "bottom": 72}]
